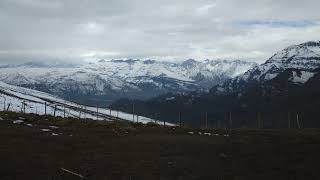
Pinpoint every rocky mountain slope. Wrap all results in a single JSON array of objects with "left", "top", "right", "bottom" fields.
[
  {"left": 0, "top": 59, "right": 256, "bottom": 105},
  {"left": 211, "top": 41, "right": 320, "bottom": 94}
]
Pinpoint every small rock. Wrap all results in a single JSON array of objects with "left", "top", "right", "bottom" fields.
[
  {"left": 26, "top": 124, "right": 33, "bottom": 127},
  {"left": 123, "top": 126, "right": 137, "bottom": 132},
  {"left": 13, "top": 120, "right": 24, "bottom": 124},
  {"left": 49, "top": 126, "right": 59, "bottom": 129},
  {"left": 198, "top": 132, "right": 202, "bottom": 135},
  {"left": 167, "top": 161, "right": 176, "bottom": 167},
  {"left": 18, "top": 117, "right": 25, "bottom": 120},
  {"left": 51, "top": 133, "right": 58, "bottom": 136},
  {"left": 41, "top": 129, "right": 51, "bottom": 132},
  {"left": 204, "top": 132, "right": 212, "bottom": 136},
  {"left": 188, "top": 132, "right": 194, "bottom": 135},
  {"left": 0, "top": 117, "right": 4, "bottom": 121},
  {"left": 219, "top": 153, "right": 228, "bottom": 159}
]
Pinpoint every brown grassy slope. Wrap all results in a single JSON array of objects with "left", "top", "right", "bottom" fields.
[{"left": 0, "top": 112, "right": 320, "bottom": 180}]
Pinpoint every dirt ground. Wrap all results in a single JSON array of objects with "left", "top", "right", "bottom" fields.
[{"left": 0, "top": 112, "right": 320, "bottom": 180}]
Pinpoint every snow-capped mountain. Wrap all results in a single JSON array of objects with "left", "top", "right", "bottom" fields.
[
  {"left": 212, "top": 41, "right": 320, "bottom": 94},
  {"left": 0, "top": 59, "right": 256, "bottom": 105},
  {"left": 111, "top": 41, "right": 320, "bottom": 127}
]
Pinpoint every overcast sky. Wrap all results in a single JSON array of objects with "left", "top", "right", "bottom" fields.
[{"left": 0, "top": 0, "right": 320, "bottom": 64}]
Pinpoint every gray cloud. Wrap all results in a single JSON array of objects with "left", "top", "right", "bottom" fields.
[{"left": 0, "top": 0, "right": 320, "bottom": 64}]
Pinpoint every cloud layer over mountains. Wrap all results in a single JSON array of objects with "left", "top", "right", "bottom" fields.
[{"left": 0, "top": 0, "right": 320, "bottom": 64}]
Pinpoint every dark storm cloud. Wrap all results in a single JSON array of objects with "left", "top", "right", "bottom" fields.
[{"left": 0, "top": 0, "right": 320, "bottom": 64}]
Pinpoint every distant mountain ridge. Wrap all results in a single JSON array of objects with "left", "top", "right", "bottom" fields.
[{"left": 0, "top": 59, "right": 256, "bottom": 106}]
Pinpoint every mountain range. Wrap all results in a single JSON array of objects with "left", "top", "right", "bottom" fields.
[
  {"left": 1, "top": 40, "right": 320, "bottom": 128},
  {"left": 0, "top": 59, "right": 256, "bottom": 106},
  {"left": 111, "top": 41, "right": 320, "bottom": 128}
]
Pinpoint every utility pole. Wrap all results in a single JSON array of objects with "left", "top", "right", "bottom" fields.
[
  {"left": 132, "top": 102, "right": 135, "bottom": 122},
  {"left": 54, "top": 105, "right": 57, "bottom": 117},
  {"left": 96, "top": 105, "right": 99, "bottom": 120},
  {"left": 288, "top": 112, "right": 291, "bottom": 128},
  {"left": 257, "top": 112, "right": 262, "bottom": 129},
  {"left": 205, "top": 112, "right": 208, "bottom": 129},
  {"left": 63, "top": 105, "right": 66, "bottom": 118},
  {"left": 21, "top": 101, "right": 26, "bottom": 113},
  {"left": 44, "top": 102, "right": 47, "bottom": 115},
  {"left": 21, "top": 101, "right": 23, "bottom": 113},
  {"left": 229, "top": 112, "right": 232, "bottom": 129},
  {"left": 296, "top": 113, "right": 301, "bottom": 129},
  {"left": 0, "top": 96, "right": 6, "bottom": 111},
  {"left": 67, "top": 108, "right": 70, "bottom": 117},
  {"left": 178, "top": 112, "right": 182, "bottom": 127},
  {"left": 6, "top": 103, "right": 10, "bottom": 111},
  {"left": 154, "top": 113, "right": 158, "bottom": 124}
]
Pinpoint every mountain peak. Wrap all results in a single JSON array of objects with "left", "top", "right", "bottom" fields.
[
  {"left": 267, "top": 40, "right": 320, "bottom": 64},
  {"left": 98, "top": 59, "right": 107, "bottom": 63},
  {"left": 184, "top": 59, "right": 197, "bottom": 63},
  {"left": 213, "top": 41, "right": 320, "bottom": 95},
  {"left": 298, "top": 41, "right": 320, "bottom": 47},
  {"left": 181, "top": 59, "right": 199, "bottom": 67},
  {"left": 143, "top": 59, "right": 156, "bottom": 64}
]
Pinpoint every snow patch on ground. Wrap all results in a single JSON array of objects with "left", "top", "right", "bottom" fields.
[
  {"left": 13, "top": 120, "right": 24, "bottom": 124},
  {"left": 0, "top": 81, "right": 173, "bottom": 125},
  {"left": 41, "top": 129, "right": 51, "bottom": 132}
]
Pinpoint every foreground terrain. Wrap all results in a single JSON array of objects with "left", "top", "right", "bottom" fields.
[{"left": 0, "top": 112, "right": 320, "bottom": 180}]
